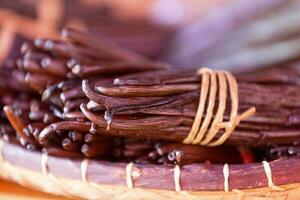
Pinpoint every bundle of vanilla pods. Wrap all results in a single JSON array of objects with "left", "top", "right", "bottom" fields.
[{"left": 1, "top": 28, "right": 300, "bottom": 166}]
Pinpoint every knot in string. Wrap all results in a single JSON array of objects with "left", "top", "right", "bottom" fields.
[{"left": 183, "top": 68, "right": 255, "bottom": 146}]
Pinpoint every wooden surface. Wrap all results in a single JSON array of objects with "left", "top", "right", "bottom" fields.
[{"left": 0, "top": 180, "right": 72, "bottom": 200}]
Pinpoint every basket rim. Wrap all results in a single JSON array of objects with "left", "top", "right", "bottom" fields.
[
  {"left": 2, "top": 160, "right": 300, "bottom": 200},
  {"left": 1, "top": 139, "right": 300, "bottom": 192}
]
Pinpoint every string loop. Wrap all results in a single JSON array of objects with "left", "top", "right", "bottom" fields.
[{"left": 183, "top": 68, "right": 255, "bottom": 146}]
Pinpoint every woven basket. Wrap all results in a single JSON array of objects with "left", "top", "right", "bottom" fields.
[{"left": 1, "top": 140, "right": 300, "bottom": 200}]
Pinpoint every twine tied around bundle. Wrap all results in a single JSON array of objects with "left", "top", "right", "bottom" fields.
[{"left": 183, "top": 68, "right": 256, "bottom": 146}]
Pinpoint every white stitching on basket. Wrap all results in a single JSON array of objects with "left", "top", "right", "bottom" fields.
[
  {"left": 126, "top": 162, "right": 134, "bottom": 188},
  {"left": 262, "top": 161, "right": 284, "bottom": 191},
  {"left": 0, "top": 140, "right": 4, "bottom": 164},
  {"left": 81, "top": 159, "right": 89, "bottom": 183},
  {"left": 223, "top": 163, "right": 229, "bottom": 192},
  {"left": 41, "top": 153, "right": 48, "bottom": 175},
  {"left": 174, "top": 164, "right": 181, "bottom": 192}
]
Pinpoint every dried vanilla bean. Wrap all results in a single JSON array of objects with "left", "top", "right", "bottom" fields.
[
  {"left": 2, "top": 11, "right": 300, "bottom": 167},
  {"left": 81, "top": 141, "right": 112, "bottom": 158},
  {"left": 62, "top": 138, "right": 82, "bottom": 152},
  {"left": 78, "top": 66, "right": 300, "bottom": 146},
  {"left": 42, "top": 147, "right": 84, "bottom": 158},
  {"left": 68, "top": 131, "right": 84, "bottom": 142},
  {"left": 62, "top": 28, "right": 148, "bottom": 62}
]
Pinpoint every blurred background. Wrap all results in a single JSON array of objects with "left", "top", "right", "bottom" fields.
[
  {"left": 0, "top": 0, "right": 300, "bottom": 73},
  {"left": 0, "top": 0, "right": 300, "bottom": 198}
]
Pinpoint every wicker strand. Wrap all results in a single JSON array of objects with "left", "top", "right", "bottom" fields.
[
  {"left": 126, "top": 162, "right": 134, "bottom": 188},
  {"left": 232, "top": 189, "right": 245, "bottom": 200},
  {"left": 81, "top": 159, "right": 89, "bottom": 183},
  {"left": 262, "top": 161, "right": 284, "bottom": 191},
  {"left": 183, "top": 69, "right": 210, "bottom": 144},
  {"left": 41, "top": 153, "right": 74, "bottom": 197},
  {"left": 174, "top": 165, "right": 181, "bottom": 192},
  {"left": 41, "top": 153, "right": 48, "bottom": 175},
  {"left": 80, "top": 159, "right": 113, "bottom": 192},
  {"left": 183, "top": 68, "right": 256, "bottom": 146},
  {"left": 223, "top": 164, "right": 230, "bottom": 192}
]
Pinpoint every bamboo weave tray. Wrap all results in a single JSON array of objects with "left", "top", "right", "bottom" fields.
[{"left": 1, "top": 140, "right": 300, "bottom": 200}]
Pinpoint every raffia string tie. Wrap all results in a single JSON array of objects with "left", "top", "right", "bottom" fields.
[{"left": 183, "top": 68, "right": 256, "bottom": 146}]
